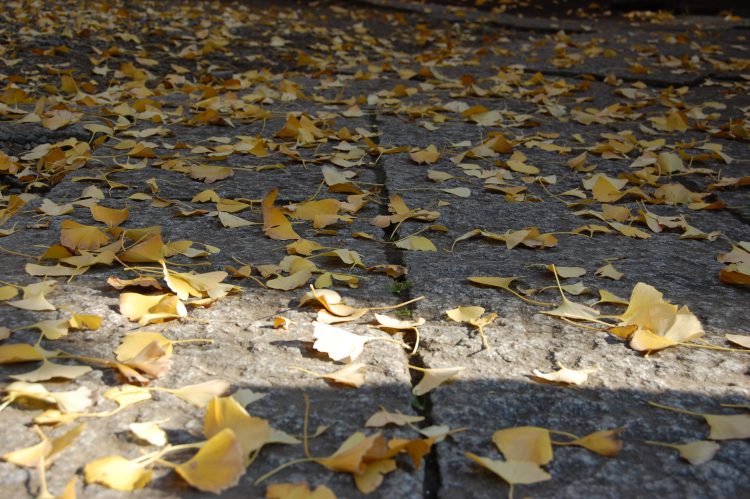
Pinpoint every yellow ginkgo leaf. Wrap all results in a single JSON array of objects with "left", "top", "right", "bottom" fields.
[
  {"left": 531, "top": 363, "right": 597, "bottom": 386},
  {"left": 60, "top": 219, "right": 110, "bottom": 250},
  {"left": 115, "top": 332, "right": 174, "bottom": 361},
  {"left": 2, "top": 431, "right": 52, "bottom": 468},
  {"left": 314, "top": 432, "right": 384, "bottom": 474},
  {"left": 3, "top": 382, "right": 92, "bottom": 413},
  {"left": 374, "top": 313, "right": 426, "bottom": 330},
  {"left": 410, "top": 144, "right": 440, "bottom": 164},
  {"left": 321, "top": 363, "right": 367, "bottom": 388},
  {"left": 90, "top": 204, "right": 129, "bottom": 226},
  {"left": 0, "top": 344, "right": 46, "bottom": 364},
  {"left": 27, "top": 319, "right": 69, "bottom": 340},
  {"left": 9, "top": 281, "right": 57, "bottom": 311},
  {"left": 445, "top": 306, "right": 485, "bottom": 323},
  {"left": 118, "top": 235, "right": 166, "bottom": 263},
  {"left": 441, "top": 187, "right": 471, "bottom": 198},
  {"left": 262, "top": 189, "right": 299, "bottom": 240},
  {"left": 84, "top": 455, "right": 152, "bottom": 491},
  {"left": 465, "top": 452, "right": 551, "bottom": 489},
  {"left": 595, "top": 262, "right": 623, "bottom": 280},
  {"left": 10, "top": 360, "right": 92, "bottom": 382},
  {"left": 646, "top": 440, "right": 720, "bottom": 465},
  {"left": 266, "top": 482, "right": 336, "bottom": 499},
  {"left": 189, "top": 164, "right": 234, "bottom": 183},
  {"left": 618, "top": 283, "right": 703, "bottom": 352},
  {"left": 704, "top": 413, "right": 750, "bottom": 440},
  {"left": 394, "top": 236, "right": 436, "bottom": 252},
  {"left": 0, "top": 285, "right": 19, "bottom": 300},
  {"left": 725, "top": 334, "right": 750, "bottom": 348},
  {"left": 169, "top": 380, "right": 231, "bottom": 408},
  {"left": 129, "top": 420, "right": 168, "bottom": 447},
  {"left": 546, "top": 265, "right": 586, "bottom": 278},
  {"left": 354, "top": 458, "right": 397, "bottom": 494},
  {"left": 491, "top": 427, "right": 553, "bottom": 465},
  {"left": 266, "top": 269, "right": 312, "bottom": 291},
  {"left": 204, "top": 396, "right": 270, "bottom": 458},
  {"left": 68, "top": 313, "right": 102, "bottom": 331},
  {"left": 312, "top": 323, "right": 371, "bottom": 363},
  {"left": 103, "top": 385, "right": 152, "bottom": 410},
  {"left": 411, "top": 366, "right": 463, "bottom": 396},
  {"left": 564, "top": 429, "right": 623, "bottom": 456},
  {"left": 365, "top": 408, "right": 425, "bottom": 428},
  {"left": 543, "top": 297, "right": 601, "bottom": 322},
  {"left": 218, "top": 211, "right": 258, "bottom": 228},
  {"left": 175, "top": 428, "right": 245, "bottom": 493},
  {"left": 119, "top": 292, "right": 187, "bottom": 326}
]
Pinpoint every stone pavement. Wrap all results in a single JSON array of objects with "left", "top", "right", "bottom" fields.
[{"left": 0, "top": 0, "right": 748, "bottom": 497}]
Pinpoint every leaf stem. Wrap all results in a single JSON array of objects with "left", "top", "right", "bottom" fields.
[
  {"left": 303, "top": 393, "right": 311, "bottom": 459},
  {"left": 253, "top": 457, "right": 318, "bottom": 485},
  {"left": 548, "top": 429, "right": 579, "bottom": 440},
  {"left": 368, "top": 295, "right": 425, "bottom": 311},
  {"left": 648, "top": 401, "right": 704, "bottom": 418},
  {"left": 643, "top": 440, "right": 678, "bottom": 449}
]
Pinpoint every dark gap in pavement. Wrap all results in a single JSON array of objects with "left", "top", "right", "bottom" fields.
[{"left": 368, "top": 107, "right": 443, "bottom": 498}]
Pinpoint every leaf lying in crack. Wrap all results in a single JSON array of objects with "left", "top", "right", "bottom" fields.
[
  {"left": 394, "top": 235, "right": 436, "bottom": 252},
  {"left": 411, "top": 366, "right": 464, "bottom": 396}
]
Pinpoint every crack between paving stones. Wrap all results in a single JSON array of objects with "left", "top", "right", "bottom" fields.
[{"left": 368, "top": 109, "right": 443, "bottom": 499}]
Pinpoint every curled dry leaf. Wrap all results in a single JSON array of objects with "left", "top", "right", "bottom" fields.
[
  {"left": 531, "top": 363, "right": 598, "bottom": 386},
  {"left": 725, "top": 334, "right": 750, "bottom": 349}
]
